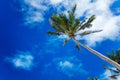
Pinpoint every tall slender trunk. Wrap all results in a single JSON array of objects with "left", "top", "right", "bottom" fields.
[{"left": 72, "top": 38, "right": 120, "bottom": 70}]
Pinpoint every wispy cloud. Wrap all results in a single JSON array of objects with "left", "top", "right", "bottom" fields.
[
  {"left": 6, "top": 51, "right": 34, "bottom": 70},
  {"left": 20, "top": 0, "right": 120, "bottom": 46},
  {"left": 20, "top": 0, "right": 49, "bottom": 25},
  {"left": 44, "top": 56, "right": 88, "bottom": 77}
]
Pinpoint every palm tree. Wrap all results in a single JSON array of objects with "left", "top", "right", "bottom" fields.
[{"left": 47, "top": 4, "right": 120, "bottom": 70}]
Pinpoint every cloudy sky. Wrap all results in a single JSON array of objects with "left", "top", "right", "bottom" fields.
[{"left": 0, "top": 0, "right": 120, "bottom": 80}]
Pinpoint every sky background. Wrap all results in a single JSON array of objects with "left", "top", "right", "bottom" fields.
[{"left": 0, "top": 0, "right": 120, "bottom": 80}]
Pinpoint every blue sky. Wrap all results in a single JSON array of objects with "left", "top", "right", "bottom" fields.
[{"left": 0, "top": 0, "right": 120, "bottom": 80}]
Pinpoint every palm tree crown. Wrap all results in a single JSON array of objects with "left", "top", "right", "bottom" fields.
[{"left": 47, "top": 4, "right": 102, "bottom": 47}]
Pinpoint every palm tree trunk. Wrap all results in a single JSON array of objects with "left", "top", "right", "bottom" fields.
[{"left": 72, "top": 38, "right": 120, "bottom": 70}]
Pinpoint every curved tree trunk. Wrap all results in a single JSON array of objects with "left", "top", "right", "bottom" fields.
[{"left": 72, "top": 38, "right": 120, "bottom": 70}]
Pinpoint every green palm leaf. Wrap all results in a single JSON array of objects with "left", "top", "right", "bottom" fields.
[
  {"left": 106, "top": 49, "right": 120, "bottom": 64},
  {"left": 51, "top": 14, "right": 67, "bottom": 32},
  {"left": 72, "top": 4, "right": 77, "bottom": 14},
  {"left": 78, "top": 15, "right": 95, "bottom": 30},
  {"left": 62, "top": 39, "right": 69, "bottom": 46},
  {"left": 75, "top": 44, "right": 80, "bottom": 50},
  {"left": 73, "top": 18, "right": 81, "bottom": 33},
  {"left": 47, "top": 31, "right": 62, "bottom": 36},
  {"left": 68, "top": 4, "right": 76, "bottom": 27},
  {"left": 76, "top": 30, "right": 102, "bottom": 36},
  {"left": 49, "top": 19, "right": 65, "bottom": 32}
]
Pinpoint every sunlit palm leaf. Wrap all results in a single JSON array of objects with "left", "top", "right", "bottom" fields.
[
  {"left": 59, "top": 13, "right": 69, "bottom": 31},
  {"left": 51, "top": 14, "right": 68, "bottom": 32},
  {"left": 49, "top": 19, "right": 65, "bottom": 32},
  {"left": 51, "top": 14, "right": 64, "bottom": 25}
]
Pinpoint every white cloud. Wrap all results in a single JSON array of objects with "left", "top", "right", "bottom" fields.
[
  {"left": 20, "top": 0, "right": 49, "bottom": 25},
  {"left": 50, "top": 0, "right": 63, "bottom": 5},
  {"left": 20, "top": 0, "right": 120, "bottom": 46},
  {"left": 45, "top": 56, "right": 88, "bottom": 77},
  {"left": 59, "top": 61, "right": 73, "bottom": 68},
  {"left": 6, "top": 51, "right": 34, "bottom": 70},
  {"left": 56, "top": 56, "right": 88, "bottom": 77}
]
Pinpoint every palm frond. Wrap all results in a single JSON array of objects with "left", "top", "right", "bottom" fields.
[
  {"left": 109, "top": 74, "right": 120, "bottom": 79},
  {"left": 76, "top": 30, "right": 102, "bottom": 36},
  {"left": 88, "top": 77, "right": 98, "bottom": 80},
  {"left": 51, "top": 14, "right": 68, "bottom": 32},
  {"left": 88, "top": 77, "right": 93, "bottom": 80},
  {"left": 59, "top": 13, "right": 69, "bottom": 31},
  {"left": 68, "top": 11, "right": 75, "bottom": 26},
  {"left": 75, "top": 18, "right": 87, "bottom": 32},
  {"left": 103, "top": 64, "right": 120, "bottom": 73},
  {"left": 49, "top": 19, "right": 65, "bottom": 33},
  {"left": 81, "top": 18, "right": 88, "bottom": 25},
  {"left": 72, "top": 4, "right": 77, "bottom": 14},
  {"left": 47, "top": 31, "right": 62, "bottom": 36},
  {"left": 67, "top": 4, "right": 77, "bottom": 31},
  {"left": 76, "top": 44, "right": 80, "bottom": 50},
  {"left": 51, "top": 14, "right": 64, "bottom": 25},
  {"left": 116, "top": 49, "right": 120, "bottom": 58},
  {"left": 78, "top": 15, "right": 95, "bottom": 30},
  {"left": 106, "top": 49, "right": 120, "bottom": 64},
  {"left": 87, "top": 15, "right": 95, "bottom": 23},
  {"left": 107, "top": 52, "right": 116, "bottom": 61},
  {"left": 62, "top": 39, "right": 69, "bottom": 46},
  {"left": 73, "top": 18, "right": 81, "bottom": 33}
]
